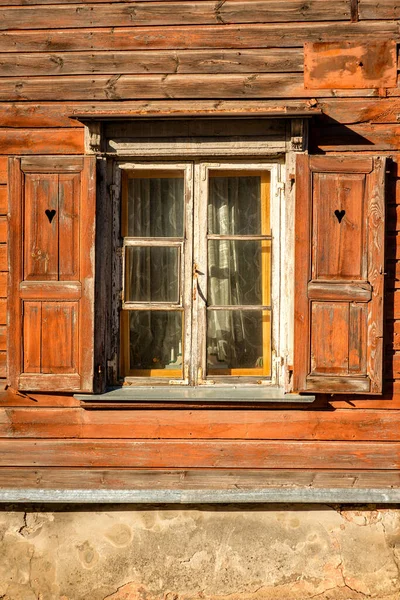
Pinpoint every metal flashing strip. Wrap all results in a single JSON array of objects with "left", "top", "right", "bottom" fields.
[
  {"left": 75, "top": 387, "right": 315, "bottom": 404},
  {"left": 0, "top": 488, "right": 399, "bottom": 504}
]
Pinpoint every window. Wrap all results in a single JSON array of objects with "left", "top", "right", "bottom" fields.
[
  {"left": 117, "top": 161, "right": 284, "bottom": 387},
  {"left": 7, "top": 132, "right": 386, "bottom": 397}
]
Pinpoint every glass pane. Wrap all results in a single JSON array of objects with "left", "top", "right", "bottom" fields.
[
  {"left": 208, "top": 240, "right": 271, "bottom": 306},
  {"left": 208, "top": 172, "right": 270, "bottom": 235},
  {"left": 128, "top": 311, "right": 183, "bottom": 372},
  {"left": 126, "top": 174, "right": 184, "bottom": 237},
  {"left": 125, "top": 246, "right": 179, "bottom": 303},
  {"left": 207, "top": 309, "right": 270, "bottom": 375}
]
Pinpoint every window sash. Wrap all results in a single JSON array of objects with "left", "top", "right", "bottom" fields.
[{"left": 118, "top": 160, "right": 282, "bottom": 386}]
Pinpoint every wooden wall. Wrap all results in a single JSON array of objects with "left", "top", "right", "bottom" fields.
[{"left": 1, "top": 0, "right": 400, "bottom": 485}]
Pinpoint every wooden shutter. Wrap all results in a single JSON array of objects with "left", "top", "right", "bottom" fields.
[
  {"left": 8, "top": 156, "right": 96, "bottom": 392},
  {"left": 294, "top": 155, "right": 386, "bottom": 394}
]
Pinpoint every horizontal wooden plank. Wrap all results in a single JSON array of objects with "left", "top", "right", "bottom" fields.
[
  {"left": 18, "top": 373, "right": 82, "bottom": 392},
  {"left": 0, "top": 326, "right": 6, "bottom": 352},
  {"left": 0, "top": 74, "right": 382, "bottom": 102},
  {"left": 311, "top": 123, "right": 400, "bottom": 152},
  {"left": 0, "top": 22, "right": 396, "bottom": 53},
  {"left": 0, "top": 272, "right": 7, "bottom": 298},
  {"left": 0, "top": 352, "right": 5, "bottom": 378},
  {"left": 8, "top": 98, "right": 400, "bottom": 131},
  {"left": 384, "top": 286, "right": 400, "bottom": 316},
  {"left": 359, "top": 0, "right": 400, "bottom": 19},
  {"left": 0, "top": 129, "right": 83, "bottom": 155},
  {"left": 386, "top": 353, "right": 400, "bottom": 378},
  {"left": 20, "top": 281, "right": 81, "bottom": 300},
  {"left": 0, "top": 389, "right": 80, "bottom": 407},
  {"left": 0, "top": 299, "right": 6, "bottom": 325},
  {"left": 0, "top": 439, "right": 399, "bottom": 469},
  {"left": 306, "top": 375, "right": 370, "bottom": 394},
  {"left": 0, "top": 100, "right": 318, "bottom": 128},
  {"left": 0, "top": 218, "right": 7, "bottom": 244},
  {"left": 309, "top": 154, "right": 373, "bottom": 172},
  {"left": 0, "top": 468, "right": 399, "bottom": 490},
  {"left": 0, "top": 159, "right": 7, "bottom": 185},
  {"left": 0, "top": 245, "right": 7, "bottom": 271},
  {"left": 2, "top": 407, "right": 400, "bottom": 441},
  {"left": 0, "top": 48, "right": 304, "bottom": 77},
  {"left": 387, "top": 206, "right": 400, "bottom": 232},
  {"left": 316, "top": 99, "right": 400, "bottom": 125},
  {"left": 0, "top": 187, "right": 7, "bottom": 215},
  {"left": 0, "top": 1, "right": 351, "bottom": 30},
  {"left": 21, "top": 155, "right": 84, "bottom": 172}
]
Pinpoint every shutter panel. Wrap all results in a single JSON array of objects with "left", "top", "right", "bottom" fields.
[
  {"left": 8, "top": 156, "right": 96, "bottom": 392},
  {"left": 294, "top": 155, "right": 386, "bottom": 394}
]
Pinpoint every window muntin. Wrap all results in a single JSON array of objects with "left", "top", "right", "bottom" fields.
[
  {"left": 120, "top": 165, "right": 193, "bottom": 379},
  {"left": 120, "top": 161, "right": 280, "bottom": 386},
  {"left": 204, "top": 170, "right": 271, "bottom": 377}
]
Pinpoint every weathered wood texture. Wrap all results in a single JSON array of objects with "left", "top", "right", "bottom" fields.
[
  {"left": 0, "top": 49, "right": 304, "bottom": 77},
  {"left": 0, "top": 439, "right": 398, "bottom": 469},
  {"left": 5, "top": 99, "right": 400, "bottom": 129},
  {"left": 304, "top": 41, "right": 397, "bottom": 89},
  {"left": 1, "top": 468, "right": 399, "bottom": 490},
  {"left": 0, "top": 2, "right": 352, "bottom": 29},
  {"left": 0, "top": 74, "right": 386, "bottom": 102},
  {"left": 294, "top": 155, "right": 385, "bottom": 394},
  {"left": 8, "top": 156, "right": 95, "bottom": 392},
  {"left": 0, "top": 23, "right": 397, "bottom": 53},
  {"left": 1, "top": 1, "right": 400, "bottom": 479},
  {"left": 0, "top": 408, "right": 399, "bottom": 440}
]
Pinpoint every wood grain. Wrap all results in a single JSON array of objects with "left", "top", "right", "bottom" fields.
[
  {"left": 0, "top": 129, "right": 83, "bottom": 154},
  {"left": 0, "top": 439, "right": 398, "bottom": 469},
  {"left": 0, "top": 273, "right": 7, "bottom": 297},
  {"left": 0, "top": 159, "right": 7, "bottom": 184},
  {"left": 0, "top": 2, "right": 351, "bottom": 30},
  {"left": 312, "top": 124, "right": 400, "bottom": 152},
  {"left": 0, "top": 468, "right": 399, "bottom": 490},
  {"left": 359, "top": 0, "right": 400, "bottom": 19},
  {"left": 1, "top": 407, "right": 400, "bottom": 441},
  {"left": 0, "top": 48, "right": 304, "bottom": 77},
  {"left": 0, "top": 74, "right": 382, "bottom": 102},
  {"left": 0, "top": 22, "right": 396, "bottom": 53},
  {"left": 0, "top": 100, "right": 316, "bottom": 128}
]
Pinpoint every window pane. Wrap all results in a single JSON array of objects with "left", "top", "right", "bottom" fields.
[
  {"left": 208, "top": 173, "right": 269, "bottom": 235},
  {"left": 208, "top": 240, "right": 271, "bottom": 306},
  {"left": 125, "top": 246, "right": 179, "bottom": 303},
  {"left": 127, "top": 311, "right": 183, "bottom": 373},
  {"left": 207, "top": 309, "right": 271, "bottom": 375},
  {"left": 126, "top": 174, "right": 184, "bottom": 237}
]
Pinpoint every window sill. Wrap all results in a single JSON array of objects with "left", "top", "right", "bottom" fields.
[{"left": 75, "top": 386, "right": 315, "bottom": 405}]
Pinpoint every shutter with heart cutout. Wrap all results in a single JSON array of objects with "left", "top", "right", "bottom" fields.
[
  {"left": 8, "top": 156, "right": 96, "bottom": 392},
  {"left": 294, "top": 155, "right": 386, "bottom": 394}
]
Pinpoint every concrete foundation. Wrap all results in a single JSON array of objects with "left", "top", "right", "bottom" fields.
[{"left": 0, "top": 505, "right": 399, "bottom": 600}]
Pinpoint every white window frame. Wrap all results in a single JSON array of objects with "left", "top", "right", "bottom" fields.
[{"left": 115, "top": 158, "right": 288, "bottom": 389}]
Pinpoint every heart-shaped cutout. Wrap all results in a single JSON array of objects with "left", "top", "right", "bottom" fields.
[
  {"left": 334, "top": 209, "right": 345, "bottom": 223},
  {"left": 45, "top": 209, "right": 56, "bottom": 223}
]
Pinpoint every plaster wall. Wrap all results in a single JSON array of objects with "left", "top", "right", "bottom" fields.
[{"left": 0, "top": 505, "right": 399, "bottom": 600}]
